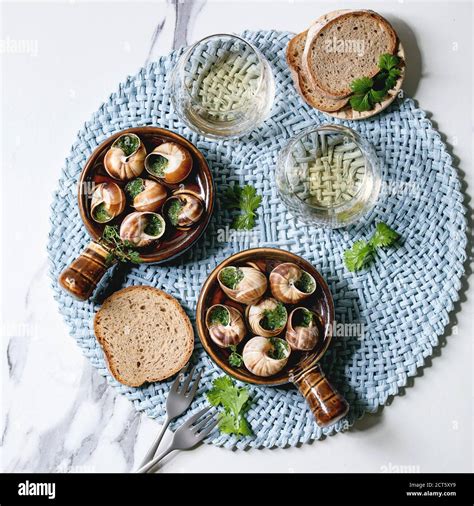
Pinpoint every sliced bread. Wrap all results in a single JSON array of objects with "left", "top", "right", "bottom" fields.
[
  {"left": 94, "top": 285, "right": 194, "bottom": 387},
  {"left": 286, "top": 31, "right": 348, "bottom": 112},
  {"left": 303, "top": 10, "right": 398, "bottom": 98}
]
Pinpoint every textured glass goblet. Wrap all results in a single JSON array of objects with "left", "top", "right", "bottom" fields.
[
  {"left": 276, "top": 125, "right": 381, "bottom": 229},
  {"left": 171, "top": 34, "right": 275, "bottom": 139}
]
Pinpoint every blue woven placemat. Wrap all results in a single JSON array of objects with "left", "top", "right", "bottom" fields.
[{"left": 47, "top": 30, "right": 467, "bottom": 449}]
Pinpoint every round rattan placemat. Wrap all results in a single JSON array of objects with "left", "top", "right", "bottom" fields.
[{"left": 48, "top": 31, "right": 466, "bottom": 449}]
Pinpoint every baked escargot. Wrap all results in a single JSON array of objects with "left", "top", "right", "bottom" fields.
[
  {"left": 104, "top": 133, "right": 146, "bottom": 181},
  {"left": 205, "top": 304, "right": 246, "bottom": 348},
  {"left": 90, "top": 182, "right": 125, "bottom": 223},
  {"left": 286, "top": 307, "right": 320, "bottom": 351},
  {"left": 242, "top": 336, "right": 290, "bottom": 377},
  {"left": 163, "top": 190, "right": 204, "bottom": 230},
  {"left": 245, "top": 297, "right": 288, "bottom": 338},
  {"left": 217, "top": 265, "right": 267, "bottom": 305},
  {"left": 145, "top": 142, "right": 192, "bottom": 184},
  {"left": 119, "top": 211, "right": 166, "bottom": 248},
  {"left": 269, "top": 262, "right": 316, "bottom": 304},
  {"left": 125, "top": 178, "right": 167, "bottom": 213}
]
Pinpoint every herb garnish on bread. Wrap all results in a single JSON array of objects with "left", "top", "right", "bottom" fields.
[{"left": 302, "top": 10, "right": 398, "bottom": 98}]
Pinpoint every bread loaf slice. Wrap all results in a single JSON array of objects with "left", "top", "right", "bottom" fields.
[
  {"left": 94, "top": 286, "right": 194, "bottom": 387},
  {"left": 287, "top": 31, "right": 348, "bottom": 112},
  {"left": 303, "top": 10, "right": 398, "bottom": 98}
]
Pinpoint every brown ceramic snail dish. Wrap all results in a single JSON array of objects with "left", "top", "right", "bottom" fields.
[
  {"left": 196, "top": 248, "right": 349, "bottom": 428},
  {"left": 58, "top": 127, "right": 214, "bottom": 301}
]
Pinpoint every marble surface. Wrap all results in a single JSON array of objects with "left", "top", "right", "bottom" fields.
[{"left": 1, "top": 0, "right": 473, "bottom": 473}]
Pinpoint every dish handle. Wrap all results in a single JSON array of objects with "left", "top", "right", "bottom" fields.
[
  {"left": 58, "top": 241, "right": 113, "bottom": 301},
  {"left": 292, "top": 363, "right": 349, "bottom": 427}
]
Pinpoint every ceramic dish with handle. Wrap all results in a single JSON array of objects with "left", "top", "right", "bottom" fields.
[
  {"left": 59, "top": 127, "right": 214, "bottom": 301},
  {"left": 196, "top": 247, "right": 349, "bottom": 427}
]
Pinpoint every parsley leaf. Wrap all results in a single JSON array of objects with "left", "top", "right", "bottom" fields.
[
  {"left": 225, "top": 184, "right": 262, "bottom": 230},
  {"left": 344, "top": 222, "right": 400, "bottom": 272},
  {"left": 370, "top": 222, "right": 400, "bottom": 248},
  {"left": 224, "top": 185, "right": 242, "bottom": 210},
  {"left": 370, "top": 88, "right": 388, "bottom": 102},
  {"left": 379, "top": 53, "right": 400, "bottom": 71},
  {"left": 350, "top": 93, "right": 373, "bottom": 112},
  {"left": 206, "top": 375, "right": 253, "bottom": 437},
  {"left": 350, "top": 76, "right": 373, "bottom": 94},
  {"left": 344, "top": 240, "right": 374, "bottom": 272},
  {"left": 218, "top": 412, "right": 253, "bottom": 436},
  {"left": 349, "top": 53, "right": 402, "bottom": 112},
  {"left": 228, "top": 345, "right": 243, "bottom": 368}
]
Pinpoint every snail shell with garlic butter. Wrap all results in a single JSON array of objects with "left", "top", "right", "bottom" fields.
[
  {"left": 125, "top": 178, "right": 167, "bottom": 213},
  {"left": 119, "top": 211, "right": 166, "bottom": 248},
  {"left": 163, "top": 190, "right": 204, "bottom": 230},
  {"left": 242, "top": 336, "right": 290, "bottom": 377},
  {"left": 104, "top": 133, "right": 146, "bottom": 181},
  {"left": 90, "top": 182, "right": 126, "bottom": 223},
  {"left": 269, "top": 262, "right": 316, "bottom": 304},
  {"left": 205, "top": 304, "right": 246, "bottom": 348},
  {"left": 245, "top": 297, "right": 288, "bottom": 338},
  {"left": 145, "top": 142, "right": 192, "bottom": 184},
  {"left": 217, "top": 266, "right": 267, "bottom": 305},
  {"left": 286, "top": 307, "right": 320, "bottom": 351}
]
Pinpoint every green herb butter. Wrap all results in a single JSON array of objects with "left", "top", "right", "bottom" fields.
[
  {"left": 93, "top": 203, "right": 111, "bottom": 222},
  {"left": 261, "top": 302, "right": 287, "bottom": 331},
  {"left": 209, "top": 306, "right": 230, "bottom": 326},
  {"left": 268, "top": 338, "right": 288, "bottom": 360},
  {"left": 149, "top": 155, "right": 168, "bottom": 177},
  {"left": 125, "top": 178, "right": 145, "bottom": 199},
  {"left": 144, "top": 214, "right": 163, "bottom": 236},
  {"left": 293, "top": 308, "right": 314, "bottom": 328},
  {"left": 167, "top": 199, "right": 182, "bottom": 227},
  {"left": 114, "top": 134, "right": 139, "bottom": 157},
  {"left": 220, "top": 267, "right": 244, "bottom": 290},
  {"left": 294, "top": 271, "right": 315, "bottom": 294}
]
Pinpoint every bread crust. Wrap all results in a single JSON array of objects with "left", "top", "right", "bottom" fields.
[
  {"left": 286, "top": 31, "right": 348, "bottom": 112},
  {"left": 94, "top": 285, "right": 194, "bottom": 387},
  {"left": 302, "top": 10, "right": 398, "bottom": 98}
]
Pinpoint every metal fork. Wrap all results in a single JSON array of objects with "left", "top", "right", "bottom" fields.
[
  {"left": 137, "top": 364, "right": 202, "bottom": 468},
  {"left": 136, "top": 406, "right": 218, "bottom": 473}
]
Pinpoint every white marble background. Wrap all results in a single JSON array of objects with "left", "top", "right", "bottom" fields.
[{"left": 1, "top": 0, "right": 472, "bottom": 473}]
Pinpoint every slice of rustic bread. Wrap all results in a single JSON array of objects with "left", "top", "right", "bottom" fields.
[
  {"left": 303, "top": 10, "right": 398, "bottom": 98},
  {"left": 287, "top": 31, "right": 348, "bottom": 112},
  {"left": 94, "top": 286, "right": 194, "bottom": 387}
]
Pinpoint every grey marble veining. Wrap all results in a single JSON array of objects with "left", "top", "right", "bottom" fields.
[{"left": 0, "top": 1, "right": 199, "bottom": 473}]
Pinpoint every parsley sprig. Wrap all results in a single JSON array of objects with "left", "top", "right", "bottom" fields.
[
  {"left": 350, "top": 54, "right": 402, "bottom": 112},
  {"left": 100, "top": 225, "right": 142, "bottom": 265},
  {"left": 225, "top": 184, "right": 262, "bottom": 230},
  {"left": 206, "top": 375, "right": 253, "bottom": 436},
  {"left": 344, "top": 222, "right": 400, "bottom": 272},
  {"left": 228, "top": 345, "right": 243, "bottom": 368}
]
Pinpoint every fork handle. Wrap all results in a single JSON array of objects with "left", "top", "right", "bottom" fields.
[
  {"left": 137, "top": 416, "right": 170, "bottom": 469},
  {"left": 136, "top": 447, "right": 173, "bottom": 474}
]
